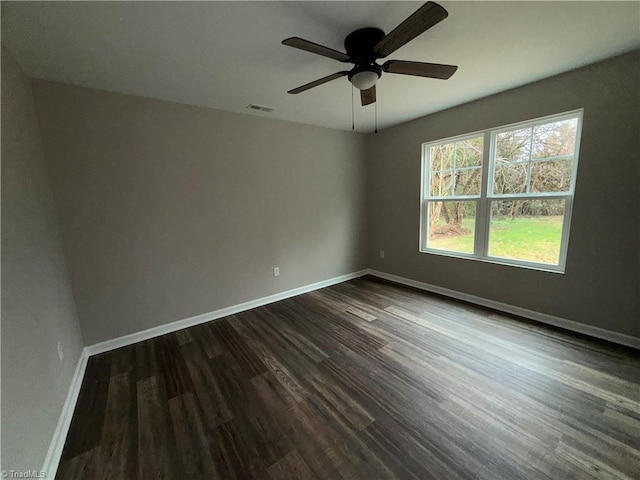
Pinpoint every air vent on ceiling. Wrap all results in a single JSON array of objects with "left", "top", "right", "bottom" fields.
[{"left": 246, "top": 103, "right": 275, "bottom": 113}]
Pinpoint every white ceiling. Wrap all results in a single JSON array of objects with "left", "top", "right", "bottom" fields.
[{"left": 2, "top": 1, "right": 639, "bottom": 133}]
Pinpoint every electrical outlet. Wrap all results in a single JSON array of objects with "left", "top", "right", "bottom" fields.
[
  {"left": 380, "top": 250, "right": 385, "bottom": 259},
  {"left": 273, "top": 266, "right": 280, "bottom": 277},
  {"left": 57, "top": 341, "right": 64, "bottom": 362}
]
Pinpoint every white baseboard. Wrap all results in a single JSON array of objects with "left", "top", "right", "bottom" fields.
[
  {"left": 367, "top": 269, "right": 640, "bottom": 350},
  {"left": 41, "top": 348, "right": 89, "bottom": 479},
  {"left": 85, "top": 269, "right": 369, "bottom": 357}
]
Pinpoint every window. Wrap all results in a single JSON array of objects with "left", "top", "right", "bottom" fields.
[{"left": 420, "top": 110, "right": 582, "bottom": 272}]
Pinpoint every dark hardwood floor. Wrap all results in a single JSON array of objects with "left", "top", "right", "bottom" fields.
[{"left": 57, "top": 276, "right": 640, "bottom": 479}]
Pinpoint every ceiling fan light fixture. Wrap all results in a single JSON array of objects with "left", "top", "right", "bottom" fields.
[{"left": 350, "top": 70, "right": 380, "bottom": 90}]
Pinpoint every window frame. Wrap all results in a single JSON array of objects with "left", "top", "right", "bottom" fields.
[{"left": 419, "top": 109, "right": 583, "bottom": 273}]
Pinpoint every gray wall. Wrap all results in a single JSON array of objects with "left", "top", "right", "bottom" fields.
[
  {"left": 31, "top": 81, "right": 368, "bottom": 345},
  {"left": 367, "top": 51, "right": 640, "bottom": 338},
  {"left": 1, "top": 47, "right": 84, "bottom": 472}
]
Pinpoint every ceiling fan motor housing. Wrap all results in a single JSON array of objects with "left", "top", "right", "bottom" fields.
[
  {"left": 345, "top": 28, "right": 384, "bottom": 89},
  {"left": 344, "top": 27, "right": 385, "bottom": 65}
]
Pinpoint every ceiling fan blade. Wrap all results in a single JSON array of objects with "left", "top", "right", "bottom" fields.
[
  {"left": 360, "top": 85, "right": 376, "bottom": 106},
  {"left": 282, "top": 37, "right": 351, "bottom": 63},
  {"left": 288, "top": 71, "right": 350, "bottom": 94},
  {"left": 374, "top": 2, "right": 448, "bottom": 58},
  {"left": 383, "top": 60, "right": 458, "bottom": 79}
]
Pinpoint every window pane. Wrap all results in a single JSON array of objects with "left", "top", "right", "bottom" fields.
[
  {"left": 493, "top": 163, "right": 528, "bottom": 194},
  {"left": 532, "top": 118, "right": 578, "bottom": 159},
  {"left": 430, "top": 143, "right": 454, "bottom": 171},
  {"left": 488, "top": 199, "right": 565, "bottom": 265},
  {"left": 430, "top": 137, "right": 483, "bottom": 198},
  {"left": 496, "top": 128, "right": 531, "bottom": 163},
  {"left": 494, "top": 128, "right": 531, "bottom": 194},
  {"left": 455, "top": 137, "right": 483, "bottom": 168},
  {"left": 530, "top": 159, "right": 572, "bottom": 193},
  {"left": 430, "top": 170, "right": 453, "bottom": 197},
  {"left": 430, "top": 143, "right": 454, "bottom": 197},
  {"left": 427, "top": 201, "right": 476, "bottom": 254},
  {"left": 454, "top": 167, "right": 482, "bottom": 196}
]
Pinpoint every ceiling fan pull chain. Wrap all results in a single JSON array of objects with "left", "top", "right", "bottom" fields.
[
  {"left": 375, "top": 100, "right": 378, "bottom": 134},
  {"left": 351, "top": 84, "right": 355, "bottom": 130}
]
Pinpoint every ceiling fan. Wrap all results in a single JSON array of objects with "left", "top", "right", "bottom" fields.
[{"left": 282, "top": 1, "right": 458, "bottom": 107}]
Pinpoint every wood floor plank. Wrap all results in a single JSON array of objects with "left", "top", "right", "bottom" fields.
[
  {"left": 154, "top": 334, "right": 194, "bottom": 399},
  {"left": 307, "top": 369, "right": 374, "bottom": 431},
  {"left": 56, "top": 447, "right": 104, "bottom": 480},
  {"left": 136, "top": 375, "right": 175, "bottom": 480},
  {"left": 229, "top": 311, "right": 314, "bottom": 402},
  {"left": 175, "top": 328, "right": 194, "bottom": 345},
  {"left": 209, "top": 420, "right": 257, "bottom": 479},
  {"left": 555, "top": 439, "right": 636, "bottom": 480},
  {"left": 180, "top": 341, "right": 234, "bottom": 429},
  {"left": 99, "top": 372, "right": 138, "bottom": 480},
  {"left": 345, "top": 306, "right": 377, "bottom": 322},
  {"left": 219, "top": 358, "right": 294, "bottom": 469},
  {"left": 275, "top": 400, "right": 363, "bottom": 480},
  {"left": 210, "top": 318, "right": 269, "bottom": 379},
  {"left": 168, "top": 392, "right": 219, "bottom": 479},
  {"left": 604, "top": 403, "right": 640, "bottom": 446},
  {"left": 250, "top": 371, "right": 299, "bottom": 414},
  {"left": 57, "top": 276, "right": 640, "bottom": 480},
  {"left": 109, "top": 345, "right": 136, "bottom": 378},
  {"left": 255, "top": 306, "right": 330, "bottom": 363},
  {"left": 267, "top": 449, "right": 318, "bottom": 480},
  {"left": 191, "top": 322, "right": 226, "bottom": 358},
  {"left": 133, "top": 339, "right": 159, "bottom": 382}
]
